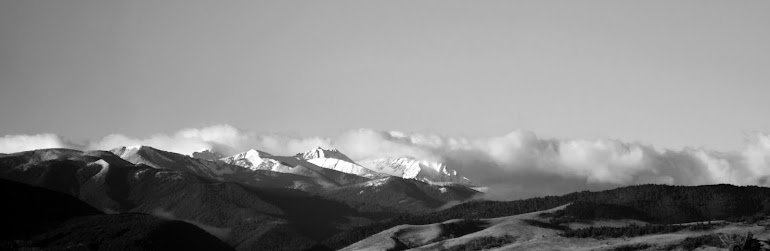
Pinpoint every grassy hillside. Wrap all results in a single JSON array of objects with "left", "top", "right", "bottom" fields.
[{"left": 322, "top": 184, "right": 770, "bottom": 249}]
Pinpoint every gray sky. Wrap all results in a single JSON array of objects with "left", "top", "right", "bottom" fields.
[{"left": 2, "top": 0, "right": 769, "bottom": 151}]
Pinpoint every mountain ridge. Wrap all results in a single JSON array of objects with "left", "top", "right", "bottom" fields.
[
  {"left": 0, "top": 147, "right": 480, "bottom": 250},
  {"left": 203, "top": 146, "right": 477, "bottom": 186}
]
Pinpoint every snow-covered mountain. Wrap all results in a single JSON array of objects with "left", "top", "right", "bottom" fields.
[
  {"left": 222, "top": 149, "right": 370, "bottom": 187},
  {"left": 121, "top": 145, "right": 476, "bottom": 188},
  {"left": 296, "top": 147, "right": 354, "bottom": 162},
  {"left": 295, "top": 147, "right": 386, "bottom": 179},
  {"left": 358, "top": 157, "right": 473, "bottom": 185},
  {"left": 111, "top": 146, "right": 343, "bottom": 190},
  {"left": 293, "top": 147, "right": 475, "bottom": 186},
  {"left": 220, "top": 149, "right": 276, "bottom": 171}
]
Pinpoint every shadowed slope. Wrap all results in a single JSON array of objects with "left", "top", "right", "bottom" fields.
[
  {"left": 0, "top": 178, "right": 234, "bottom": 251},
  {"left": 0, "top": 178, "right": 101, "bottom": 240}
]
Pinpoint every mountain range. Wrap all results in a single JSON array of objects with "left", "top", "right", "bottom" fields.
[
  {"left": 201, "top": 146, "right": 475, "bottom": 186},
  {"left": 2, "top": 146, "right": 769, "bottom": 250},
  {"left": 0, "top": 146, "right": 480, "bottom": 250}
]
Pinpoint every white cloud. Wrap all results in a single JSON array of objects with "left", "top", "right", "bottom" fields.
[
  {"left": 86, "top": 124, "right": 332, "bottom": 156},
  {"left": 0, "top": 134, "right": 71, "bottom": 153},
  {"left": 88, "top": 133, "right": 212, "bottom": 156},
  {"left": 2, "top": 125, "right": 769, "bottom": 200}
]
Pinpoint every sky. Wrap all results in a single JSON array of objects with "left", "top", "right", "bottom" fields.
[
  {"left": 1, "top": 1, "right": 769, "bottom": 151},
  {"left": 1, "top": 1, "right": 770, "bottom": 199}
]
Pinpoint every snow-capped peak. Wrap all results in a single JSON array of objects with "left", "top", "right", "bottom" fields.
[
  {"left": 220, "top": 149, "right": 278, "bottom": 171},
  {"left": 292, "top": 147, "right": 386, "bottom": 178},
  {"left": 243, "top": 149, "right": 271, "bottom": 158},
  {"left": 358, "top": 157, "right": 473, "bottom": 185},
  {"left": 297, "top": 147, "right": 354, "bottom": 163},
  {"left": 225, "top": 149, "right": 271, "bottom": 163}
]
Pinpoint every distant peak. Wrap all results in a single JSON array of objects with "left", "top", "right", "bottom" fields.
[
  {"left": 297, "top": 147, "right": 352, "bottom": 162},
  {"left": 246, "top": 149, "right": 267, "bottom": 154},
  {"left": 241, "top": 149, "right": 271, "bottom": 158},
  {"left": 360, "top": 156, "right": 473, "bottom": 185}
]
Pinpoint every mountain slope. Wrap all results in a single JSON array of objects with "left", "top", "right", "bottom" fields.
[
  {"left": 0, "top": 178, "right": 102, "bottom": 240},
  {"left": 341, "top": 205, "right": 570, "bottom": 251},
  {"left": 319, "top": 176, "right": 481, "bottom": 214},
  {"left": 20, "top": 213, "right": 237, "bottom": 251},
  {"left": 112, "top": 145, "right": 241, "bottom": 181},
  {"left": 322, "top": 184, "right": 770, "bottom": 249},
  {"left": 342, "top": 203, "right": 770, "bottom": 251},
  {"left": 0, "top": 178, "right": 234, "bottom": 251},
  {"left": 341, "top": 206, "right": 770, "bottom": 250}
]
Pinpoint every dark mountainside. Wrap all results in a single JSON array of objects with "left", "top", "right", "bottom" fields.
[
  {"left": 0, "top": 178, "right": 102, "bottom": 240},
  {"left": 318, "top": 176, "right": 480, "bottom": 214},
  {"left": 0, "top": 178, "right": 234, "bottom": 250}
]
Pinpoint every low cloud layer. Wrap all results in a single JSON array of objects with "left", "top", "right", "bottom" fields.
[
  {"left": 0, "top": 134, "right": 76, "bottom": 153},
  {"left": 2, "top": 124, "right": 769, "bottom": 200}
]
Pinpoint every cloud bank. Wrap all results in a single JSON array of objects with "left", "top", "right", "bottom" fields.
[
  {"left": 0, "top": 134, "right": 76, "bottom": 153},
  {"left": 2, "top": 124, "right": 769, "bottom": 200}
]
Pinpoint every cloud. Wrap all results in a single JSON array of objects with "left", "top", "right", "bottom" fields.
[
  {"left": 329, "top": 129, "right": 770, "bottom": 199},
  {"left": 86, "top": 124, "right": 332, "bottom": 157},
  {"left": 0, "top": 134, "right": 73, "bottom": 153},
  {"left": 2, "top": 125, "right": 769, "bottom": 200},
  {"left": 88, "top": 133, "right": 212, "bottom": 155}
]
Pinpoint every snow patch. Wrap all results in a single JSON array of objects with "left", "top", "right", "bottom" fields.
[
  {"left": 363, "top": 178, "right": 389, "bottom": 187},
  {"left": 86, "top": 159, "right": 110, "bottom": 180}
]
